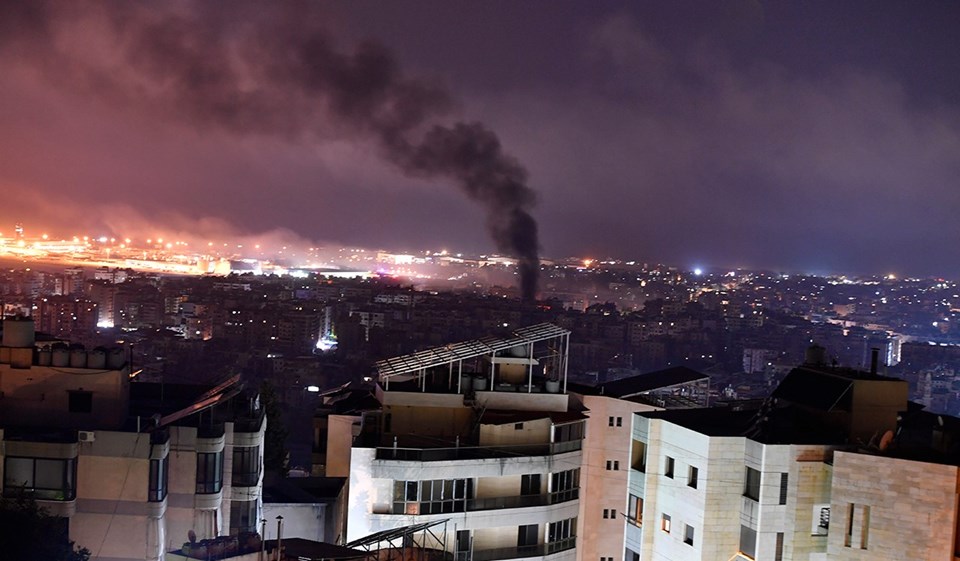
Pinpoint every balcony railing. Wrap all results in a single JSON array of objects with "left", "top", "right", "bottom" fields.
[
  {"left": 467, "top": 489, "right": 579, "bottom": 511},
  {"left": 472, "top": 537, "right": 576, "bottom": 561},
  {"left": 375, "top": 440, "right": 582, "bottom": 462}
]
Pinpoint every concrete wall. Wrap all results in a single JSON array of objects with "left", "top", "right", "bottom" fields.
[
  {"left": 828, "top": 451, "right": 959, "bottom": 560},
  {"left": 577, "top": 395, "right": 658, "bottom": 561},
  {"left": 262, "top": 502, "right": 328, "bottom": 542}
]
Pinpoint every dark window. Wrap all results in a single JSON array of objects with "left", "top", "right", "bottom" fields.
[
  {"left": 148, "top": 456, "right": 168, "bottom": 502},
  {"left": 68, "top": 391, "right": 93, "bottom": 414},
  {"left": 688, "top": 466, "right": 699, "bottom": 488},
  {"left": 613, "top": 460, "right": 619, "bottom": 471},
  {"left": 520, "top": 474, "right": 540, "bottom": 495},
  {"left": 684, "top": 524, "right": 695, "bottom": 546},
  {"left": 232, "top": 445, "right": 261, "bottom": 487},
  {"left": 196, "top": 451, "right": 223, "bottom": 494},
  {"left": 775, "top": 532, "right": 784, "bottom": 561},
  {"left": 739, "top": 525, "right": 757, "bottom": 559},
  {"left": 518, "top": 524, "right": 538, "bottom": 548},
  {"left": 631, "top": 440, "right": 646, "bottom": 471},
  {"left": 744, "top": 467, "right": 761, "bottom": 501},
  {"left": 779, "top": 473, "right": 788, "bottom": 505},
  {"left": 383, "top": 413, "right": 392, "bottom": 433},
  {"left": 229, "top": 499, "right": 258, "bottom": 534},
  {"left": 616, "top": 417, "right": 623, "bottom": 427},
  {"left": 515, "top": 423, "right": 524, "bottom": 430},
  {"left": 665, "top": 457, "right": 674, "bottom": 478},
  {"left": 3, "top": 457, "right": 76, "bottom": 501},
  {"left": 547, "top": 517, "right": 577, "bottom": 552},
  {"left": 550, "top": 469, "right": 579, "bottom": 503},
  {"left": 608, "top": 416, "right": 615, "bottom": 427},
  {"left": 627, "top": 495, "right": 642, "bottom": 526},
  {"left": 625, "top": 548, "right": 639, "bottom": 561}
]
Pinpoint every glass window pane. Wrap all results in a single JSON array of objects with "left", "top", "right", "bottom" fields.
[
  {"left": 4, "top": 458, "right": 33, "bottom": 487},
  {"left": 35, "top": 459, "right": 64, "bottom": 489}
]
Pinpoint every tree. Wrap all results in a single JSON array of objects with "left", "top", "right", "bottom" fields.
[
  {"left": 0, "top": 494, "right": 91, "bottom": 561},
  {"left": 260, "top": 380, "right": 289, "bottom": 476}
]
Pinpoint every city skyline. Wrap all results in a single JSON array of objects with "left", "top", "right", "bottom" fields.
[{"left": 2, "top": 2, "right": 960, "bottom": 280}]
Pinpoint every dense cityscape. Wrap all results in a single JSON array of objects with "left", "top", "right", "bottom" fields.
[{"left": 4, "top": 2, "right": 960, "bottom": 561}]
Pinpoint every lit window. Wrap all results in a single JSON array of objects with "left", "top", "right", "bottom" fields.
[{"left": 661, "top": 514, "right": 671, "bottom": 533}]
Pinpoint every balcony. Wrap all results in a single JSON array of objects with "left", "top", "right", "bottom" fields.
[
  {"left": 472, "top": 537, "right": 576, "bottom": 561},
  {"left": 467, "top": 489, "right": 579, "bottom": 511},
  {"left": 375, "top": 441, "right": 582, "bottom": 462}
]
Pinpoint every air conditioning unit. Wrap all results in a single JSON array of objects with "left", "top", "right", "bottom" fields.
[{"left": 78, "top": 431, "right": 96, "bottom": 443}]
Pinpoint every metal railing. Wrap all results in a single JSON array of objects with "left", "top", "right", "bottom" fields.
[
  {"left": 471, "top": 537, "right": 576, "bottom": 561},
  {"left": 375, "top": 440, "right": 582, "bottom": 461},
  {"left": 467, "top": 489, "right": 579, "bottom": 511}
]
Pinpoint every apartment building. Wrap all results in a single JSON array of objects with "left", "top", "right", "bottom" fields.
[
  {"left": 627, "top": 357, "right": 930, "bottom": 561},
  {"left": 0, "top": 317, "right": 265, "bottom": 561},
  {"left": 328, "top": 324, "right": 583, "bottom": 561}
]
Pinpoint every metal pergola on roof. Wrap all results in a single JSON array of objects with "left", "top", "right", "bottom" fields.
[{"left": 374, "top": 323, "right": 571, "bottom": 394}]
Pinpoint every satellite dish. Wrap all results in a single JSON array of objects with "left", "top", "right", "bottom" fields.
[
  {"left": 879, "top": 430, "right": 894, "bottom": 451},
  {"left": 188, "top": 530, "right": 197, "bottom": 544}
]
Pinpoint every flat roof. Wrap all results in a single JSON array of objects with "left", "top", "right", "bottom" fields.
[{"left": 578, "top": 366, "right": 709, "bottom": 398}]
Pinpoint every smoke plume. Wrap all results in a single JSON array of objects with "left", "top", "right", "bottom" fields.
[{"left": 0, "top": 1, "right": 539, "bottom": 298}]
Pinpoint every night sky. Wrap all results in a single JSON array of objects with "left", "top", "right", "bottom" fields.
[{"left": 2, "top": 1, "right": 960, "bottom": 277}]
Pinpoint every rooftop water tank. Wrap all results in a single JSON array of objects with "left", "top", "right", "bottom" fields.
[{"left": 2, "top": 317, "right": 35, "bottom": 348}]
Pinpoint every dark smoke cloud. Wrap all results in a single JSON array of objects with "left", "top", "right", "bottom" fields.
[{"left": 0, "top": 1, "right": 540, "bottom": 298}]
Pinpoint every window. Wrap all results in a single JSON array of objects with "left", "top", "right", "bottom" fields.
[
  {"left": 550, "top": 468, "right": 579, "bottom": 503},
  {"left": 631, "top": 440, "right": 646, "bottom": 471},
  {"left": 603, "top": 508, "right": 610, "bottom": 519},
  {"left": 779, "top": 473, "right": 788, "bottom": 505},
  {"left": 613, "top": 460, "right": 619, "bottom": 471},
  {"left": 196, "top": 451, "right": 223, "bottom": 494},
  {"left": 518, "top": 524, "right": 538, "bottom": 549},
  {"left": 860, "top": 505, "right": 870, "bottom": 549},
  {"left": 616, "top": 417, "right": 623, "bottom": 427},
  {"left": 3, "top": 457, "right": 76, "bottom": 501},
  {"left": 547, "top": 517, "right": 576, "bottom": 552},
  {"left": 68, "top": 391, "right": 93, "bottom": 414},
  {"left": 515, "top": 423, "right": 524, "bottom": 430},
  {"left": 456, "top": 530, "right": 471, "bottom": 561},
  {"left": 660, "top": 514, "right": 671, "bottom": 533},
  {"left": 229, "top": 499, "right": 258, "bottom": 534},
  {"left": 688, "top": 466, "right": 698, "bottom": 488},
  {"left": 739, "top": 525, "right": 757, "bottom": 559},
  {"left": 520, "top": 474, "right": 541, "bottom": 496},
  {"left": 811, "top": 504, "right": 830, "bottom": 535},
  {"left": 665, "top": 456, "right": 674, "bottom": 478},
  {"left": 148, "top": 456, "right": 168, "bottom": 502},
  {"left": 393, "top": 479, "right": 471, "bottom": 514},
  {"left": 608, "top": 416, "right": 615, "bottom": 427},
  {"left": 844, "top": 503, "right": 854, "bottom": 546},
  {"left": 627, "top": 495, "right": 642, "bottom": 526},
  {"left": 625, "top": 548, "right": 639, "bottom": 561},
  {"left": 744, "top": 467, "right": 761, "bottom": 501},
  {"left": 608, "top": 416, "right": 623, "bottom": 427},
  {"left": 683, "top": 524, "right": 695, "bottom": 546},
  {"left": 232, "top": 445, "right": 261, "bottom": 487},
  {"left": 775, "top": 532, "right": 784, "bottom": 561},
  {"left": 553, "top": 422, "right": 585, "bottom": 453}
]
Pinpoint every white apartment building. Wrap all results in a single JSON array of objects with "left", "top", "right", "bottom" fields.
[
  {"left": 331, "top": 324, "right": 584, "bottom": 561},
  {"left": 627, "top": 361, "right": 917, "bottom": 561},
  {"left": 0, "top": 317, "right": 265, "bottom": 561}
]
